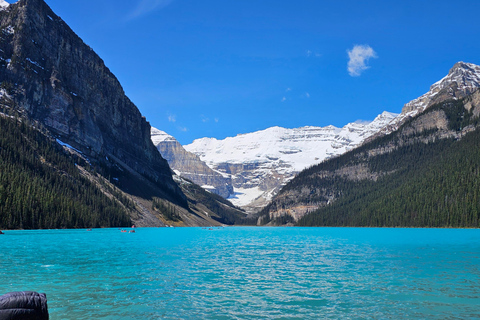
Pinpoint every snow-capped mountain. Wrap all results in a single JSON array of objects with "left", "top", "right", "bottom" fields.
[
  {"left": 156, "top": 62, "right": 480, "bottom": 213},
  {"left": 404, "top": 62, "right": 480, "bottom": 114},
  {"left": 184, "top": 111, "right": 398, "bottom": 212},
  {"left": 375, "top": 62, "right": 480, "bottom": 137},
  {"left": 151, "top": 127, "right": 233, "bottom": 198},
  {"left": 262, "top": 62, "right": 480, "bottom": 225}
]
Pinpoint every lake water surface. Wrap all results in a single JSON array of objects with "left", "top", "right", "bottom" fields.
[{"left": 1, "top": 227, "right": 479, "bottom": 319}]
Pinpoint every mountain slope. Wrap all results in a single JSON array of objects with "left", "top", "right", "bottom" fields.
[
  {"left": 0, "top": 0, "right": 177, "bottom": 185},
  {"left": 373, "top": 62, "right": 480, "bottom": 138},
  {"left": 184, "top": 111, "right": 398, "bottom": 212},
  {"left": 0, "top": 0, "right": 244, "bottom": 227},
  {"left": 297, "top": 93, "right": 480, "bottom": 227},
  {"left": 260, "top": 62, "right": 480, "bottom": 227},
  {"left": 151, "top": 127, "right": 233, "bottom": 198},
  {"left": 0, "top": 114, "right": 132, "bottom": 229}
]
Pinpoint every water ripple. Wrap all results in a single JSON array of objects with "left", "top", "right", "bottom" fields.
[{"left": 0, "top": 227, "right": 479, "bottom": 319}]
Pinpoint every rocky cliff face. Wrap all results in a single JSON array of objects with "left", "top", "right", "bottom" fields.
[
  {"left": 0, "top": 0, "right": 182, "bottom": 201},
  {"left": 151, "top": 127, "right": 233, "bottom": 198},
  {"left": 402, "top": 62, "right": 480, "bottom": 114},
  {"left": 184, "top": 112, "right": 398, "bottom": 213},
  {"left": 372, "top": 62, "right": 480, "bottom": 139}
]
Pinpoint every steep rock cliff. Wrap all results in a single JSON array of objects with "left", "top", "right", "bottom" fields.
[
  {"left": 151, "top": 128, "right": 233, "bottom": 198},
  {"left": 0, "top": 0, "right": 183, "bottom": 203}
]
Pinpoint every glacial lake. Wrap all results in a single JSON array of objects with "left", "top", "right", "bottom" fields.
[{"left": 1, "top": 227, "right": 479, "bottom": 319}]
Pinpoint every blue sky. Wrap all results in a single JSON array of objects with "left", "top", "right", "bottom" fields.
[{"left": 17, "top": 0, "right": 480, "bottom": 144}]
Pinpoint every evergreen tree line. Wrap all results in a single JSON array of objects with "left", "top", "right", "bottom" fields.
[
  {"left": 257, "top": 96, "right": 480, "bottom": 227},
  {"left": 295, "top": 98, "right": 480, "bottom": 227},
  {"left": 297, "top": 130, "right": 480, "bottom": 227},
  {"left": 152, "top": 197, "right": 182, "bottom": 222},
  {"left": 0, "top": 116, "right": 132, "bottom": 229}
]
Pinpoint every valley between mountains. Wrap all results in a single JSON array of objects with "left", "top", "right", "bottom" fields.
[
  {"left": 152, "top": 111, "right": 398, "bottom": 213},
  {"left": 154, "top": 62, "right": 480, "bottom": 227},
  {"left": 1, "top": 0, "right": 480, "bottom": 228}
]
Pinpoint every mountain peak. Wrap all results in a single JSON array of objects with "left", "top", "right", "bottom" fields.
[
  {"left": 10, "top": 0, "right": 49, "bottom": 11},
  {"left": 401, "top": 62, "right": 480, "bottom": 116},
  {"left": 0, "top": 0, "right": 186, "bottom": 203},
  {"left": 374, "top": 111, "right": 399, "bottom": 121},
  {"left": 370, "top": 62, "right": 480, "bottom": 139},
  {"left": 184, "top": 112, "right": 398, "bottom": 211},
  {"left": 448, "top": 61, "right": 480, "bottom": 75},
  {"left": 151, "top": 127, "right": 176, "bottom": 144},
  {"left": 435, "top": 61, "right": 480, "bottom": 91}
]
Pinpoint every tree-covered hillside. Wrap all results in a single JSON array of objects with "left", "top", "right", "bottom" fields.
[
  {"left": 0, "top": 115, "right": 132, "bottom": 229},
  {"left": 260, "top": 93, "right": 480, "bottom": 228},
  {"left": 298, "top": 129, "right": 480, "bottom": 227}
]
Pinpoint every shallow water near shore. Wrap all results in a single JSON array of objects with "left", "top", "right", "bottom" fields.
[{"left": 1, "top": 227, "right": 479, "bottom": 319}]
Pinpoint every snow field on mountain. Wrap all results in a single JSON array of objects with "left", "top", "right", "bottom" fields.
[
  {"left": 184, "top": 112, "right": 398, "bottom": 208},
  {"left": 154, "top": 62, "right": 480, "bottom": 210}
]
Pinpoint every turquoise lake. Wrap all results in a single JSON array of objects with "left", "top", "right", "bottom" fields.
[{"left": 1, "top": 227, "right": 479, "bottom": 319}]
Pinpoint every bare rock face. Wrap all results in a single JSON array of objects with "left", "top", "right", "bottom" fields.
[
  {"left": 151, "top": 128, "right": 233, "bottom": 198},
  {"left": 0, "top": 0, "right": 183, "bottom": 201},
  {"left": 184, "top": 113, "right": 398, "bottom": 213},
  {"left": 368, "top": 62, "right": 480, "bottom": 143},
  {"left": 402, "top": 62, "right": 480, "bottom": 114}
]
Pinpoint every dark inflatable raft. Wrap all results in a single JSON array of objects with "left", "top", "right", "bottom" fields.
[{"left": 0, "top": 292, "right": 49, "bottom": 320}]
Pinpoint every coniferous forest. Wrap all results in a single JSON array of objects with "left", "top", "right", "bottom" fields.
[
  {"left": 0, "top": 115, "right": 132, "bottom": 229},
  {"left": 297, "top": 130, "right": 480, "bottom": 227},
  {"left": 291, "top": 98, "right": 480, "bottom": 228}
]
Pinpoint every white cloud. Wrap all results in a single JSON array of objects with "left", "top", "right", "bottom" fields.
[
  {"left": 177, "top": 126, "right": 188, "bottom": 132},
  {"left": 129, "top": 0, "right": 174, "bottom": 19},
  {"left": 286, "top": 88, "right": 292, "bottom": 92},
  {"left": 347, "top": 45, "right": 378, "bottom": 77},
  {"left": 201, "top": 115, "right": 209, "bottom": 123},
  {"left": 305, "top": 92, "right": 310, "bottom": 98},
  {"left": 214, "top": 118, "right": 219, "bottom": 123},
  {"left": 281, "top": 97, "right": 287, "bottom": 102},
  {"left": 168, "top": 114, "right": 176, "bottom": 122}
]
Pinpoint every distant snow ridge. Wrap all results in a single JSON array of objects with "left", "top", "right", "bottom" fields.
[
  {"left": 151, "top": 127, "right": 176, "bottom": 144},
  {"left": 184, "top": 111, "right": 398, "bottom": 212}
]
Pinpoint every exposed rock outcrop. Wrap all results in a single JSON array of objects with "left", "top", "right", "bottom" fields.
[
  {"left": 151, "top": 128, "right": 233, "bottom": 198},
  {"left": 0, "top": 0, "right": 184, "bottom": 203},
  {"left": 184, "top": 112, "right": 398, "bottom": 213},
  {"left": 371, "top": 62, "right": 480, "bottom": 140}
]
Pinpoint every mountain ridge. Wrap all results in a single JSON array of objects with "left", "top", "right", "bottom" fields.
[
  {"left": 0, "top": 0, "right": 245, "bottom": 227},
  {"left": 259, "top": 61, "right": 480, "bottom": 226},
  {"left": 151, "top": 127, "right": 233, "bottom": 198},
  {"left": 182, "top": 110, "right": 398, "bottom": 212},
  {"left": 371, "top": 61, "right": 480, "bottom": 140}
]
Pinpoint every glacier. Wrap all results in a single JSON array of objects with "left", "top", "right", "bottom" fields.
[{"left": 184, "top": 111, "right": 398, "bottom": 211}]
